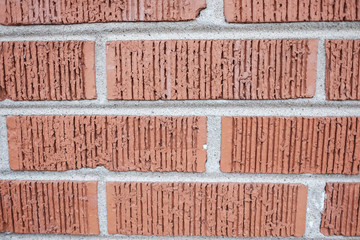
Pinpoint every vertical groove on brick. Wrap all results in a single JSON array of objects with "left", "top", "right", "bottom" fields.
[
  {"left": 224, "top": 0, "right": 360, "bottom": 23},
  {"left": 106, "top": 182, "right": 308, "bottom": 237},
  {"left": 7, "top": 116, "right": 207, "bottom": 172},
  {"left": 0, "top": 41, "right": 96, "bottom": 101},
  {"left": 326, "top": 40, "right": 360, "bottom": 100},
  {"left": 221, "top": 116, "right": 360, "bottom": 174},
  {"left": 0, "top": 0, "right": 206, "bottom": 25},
  {"left": 107, "top": 39, "right": 318, "bottom": 100},
  {"left": 0, "top": 180, "right": 99, "bottom": 235},
  {"left": 321, "top": 183, "right": 360, "bottom": 236}
]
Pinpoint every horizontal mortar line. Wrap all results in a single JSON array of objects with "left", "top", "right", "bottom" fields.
[
  {"left": 0, "top": 171, "right": 360, "bottom": 183},
  {"left": 0, "top": 234, "right": 340, "bottom": 240},
  {"left": 2, "top": 28, "right": 360, "bottom": 41},
  {"left": 0, "top": 106, "right": 360, "bottom": 116}
]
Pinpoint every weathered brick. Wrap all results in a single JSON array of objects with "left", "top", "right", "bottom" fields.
[
  {"left": 0, "top": 0, "right": 206, "bottom": 25},
  {"left": 224, "top": 0, "right": 360, "bottom": 23},
  {"left": 107, "top": 182, "right": 308, "bottom": 237},
  {"left": 221, "top": 117, "right": 360, "bottom": 174},
  {"left": 0, "top": 41, "right": 96, "bottom": 101},
  {"left": 7, "top": 116, "right": 207, "bottom": 172},
  {"left": 321, "top": 182, "right": 360, "bottom": 236},
  {"left": 326, "top": 40, "right": 360, "bottom": 100},
  {"left": 0, "top": 180, "right": 99, "bottom": 235},
  {"left": 107, "top": 39, "right": 318, "bottom": 100}
]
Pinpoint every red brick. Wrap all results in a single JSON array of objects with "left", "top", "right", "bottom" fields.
[
  {"left": 107, "top": 39, "right": 318, "bottom": 100},
  {"left": 224, "top": 0, "right": 360, "bottom": 23},
  {"left": 321, "top": 182, "right": 360, "bottom": 236},
  {"left": 107, "top": 182, "right": 308, "bottom": 237},
  {"left": 0, "top": 0, "right": 206, "bottom": 25},
  {"left": 326, "top": 40, "right": 360, "bottom": 100},
  {"left": 221, "top": 117, "right": 360, "bottom": 174},
  {"left": 0, "top": 41, "right": 96, "bottom": 101},
  {"left": 7, "top": 116, "right": 207, "bottom": 172},
  {"left": 0, "top": 180, "right": 99, "bottom": 235}
]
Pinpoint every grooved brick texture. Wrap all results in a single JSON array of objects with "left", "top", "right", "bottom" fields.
[
  {"left": 107, "top": 39, "right": 318, "bottom": 100},
  {"left": 106, "top": 182, "right": 308, "bottom": 237},
  {"left": 7, "top": 115, "right": 207, "bottom": 172},
  {"left": 221, "top": 117, "right": 360, "bottom": 174},
  {"left": 224, "top": 0, "right": 360, "bottom": 23},
  {"left": 0, "top": 180, "right": 99, "bottom": 235},
  {"left": 0, "top": 0, "right": 206, "bottom": 25},
  {"left": 321, "top": 182, "right": 360, "bottom": 236},
  {"left": 326, "top": 40, "right": 360, "bottom": 100},
  {"left": 0, "top": 41, "right": 96, "bottom": 101}
]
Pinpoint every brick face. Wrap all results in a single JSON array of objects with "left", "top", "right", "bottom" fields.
[
  {"left": 0, "top": 180, "right": 99, "bottom": 235},
  {"left": 221, "top": 117, "right": 360, "bottom": 174},
  {"left": 107, "top": 39, "right": 318, "bottom": 100},
  {"left": 0, "top": 0, "right": 206, "bottom": 25},
  {"left": 7, "top": 115, "right": 207, "bottom": 172},
  {"left": 321, "top": 182, "right": 360, "bottom": 236},
  {"left": 0, "top": 41, "right": 96, "bottom": 101},
  {"left": 326, "top": 40, "right": 360, "bottom": 100},
  {"left": 224, "top": 0, "right": 360, "bottom": 23},
  {"left": 107, "top": 182, "right": 308, "bottom": 237}
]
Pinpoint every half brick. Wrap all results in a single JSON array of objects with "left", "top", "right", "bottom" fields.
[
  {"left": 321, "top": 182, "right": 360, "bottom": 236},
  {"left": 7, "top": 116, "right": 207, "bottom": 172},
  {"left": 326, "top": 40, "right": 360, "bottom": 100},
  {"left": 224, "top": 0, "right": 360, "bottom": 23},
  {"left": 0, "top": 41, "right": 96, "bottom": 101},
  {"left": 0, "top": 0, "right": 206, "bottom": 25},
  {"left": 221, "top": 117, "right": 360, "bottom": 174},
  {"left": 0, "top": 180, "right": 99, "bottom": 235},
  {"left": 107, "top": 182, "right": 308, "bottom": 237},
  {"left": 107, "top": 39, "right": 318, "bottom": 100}
]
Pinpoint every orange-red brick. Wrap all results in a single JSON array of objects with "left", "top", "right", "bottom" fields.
[
  {"left": 0, "top": 41, "right": 96, "bottom": 101},
  {"left": 224, "top": 0, "right": 360, "bottom": 23},
  {"left": 0, "top": 180, "right": 99, "bottom": 235},
  {"left": 107, "top": 39, "right": 318, "bottom": 100},
  {"left": 7, "top": 115, "right": 207, "bottom": 172},
  {"left": 326, "top": 40, "right": 360, "bottom": 100},
  {"left": 221, "top": 117, "right": 360, "bottom": 174},
  {"left": 321, "top": 183, "right": 360, "bottom": 236},
  {"left": 0, "top": 0, "right": 206, "bottom": 25},
  {"left": 107, "top": 182, "right": 308, "bottom": 237}
]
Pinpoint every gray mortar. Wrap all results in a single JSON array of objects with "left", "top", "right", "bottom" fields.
[{"left": 1, "top": 0, "right": 360, "bottom": 239}]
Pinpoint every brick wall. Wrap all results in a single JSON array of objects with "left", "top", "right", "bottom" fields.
[{"left": 1, "top": 0, "right": 360, "bottom": 239}]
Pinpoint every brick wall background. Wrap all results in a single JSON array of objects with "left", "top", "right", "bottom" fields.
[{"left": 1, "top": 0, "right": 360, "bottom": 239}]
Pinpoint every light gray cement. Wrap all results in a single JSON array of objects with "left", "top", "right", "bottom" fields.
[{"left": 1, "top": 0, "right": 360, "bottom": 239}]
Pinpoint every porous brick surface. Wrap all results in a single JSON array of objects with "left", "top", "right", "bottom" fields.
[
  {"left": 0, "top": 0, "right": 206, "bottom": 25},
  {"left": 224, "top": 0, "right": 360, "bottom": 23},
  {"left": 321, "top": 182, "right": 360, "bottom": 236},
  {"left": 107, "top": 182, "right": 308, "bottom": 237},
  {"left": 221, "top": 117, "right": 360, "bottom": 174},
  {"left": 0, "top": 41, "right": 96, "bottom": 101},
  {"left": 7, "top": 115, "right": 207, "bottom": 172},
  {"left": 107, "top": 39, "right": 318, "bottom": 100},
  {"left": 0, "top": 180, "right": 99, "bottom": 235},
  {"left": 326, "top": 40, "right": 360, "bottom": 100}
]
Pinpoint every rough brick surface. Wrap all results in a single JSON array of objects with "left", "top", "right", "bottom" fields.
[
  {"left": 0, "top": 180, "right": 99, "bottom": 235},
  {"left": 0, "top": 41, "right": 96, "bottom": 101},
  {"left": 326, "top": 40, "right": 360, "bottom": 100},
  {"left": 7, "top": 116, "right": 207, "bottom": 172},
  {"left": 321, "top": 182, "right": 360, "bottom": 236},
  {"left": 0, "top": 0, "right": 206, "bottom": 25},
  {"left": 107, "top": 39, "right": 318, "bottom": 100},
  {"left": 221, "top": 117, "right": 360, "bottom": 174},
  {"left": 107, "top": 182, "right": 308, "bottom": 237},
  {"left": 224, "top": 0, "right": 360, "bottom": 23}
]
